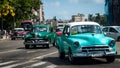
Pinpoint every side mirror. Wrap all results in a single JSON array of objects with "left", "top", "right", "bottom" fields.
[{"left": 103, "top": 32, "right": 107, "bottom": 35}]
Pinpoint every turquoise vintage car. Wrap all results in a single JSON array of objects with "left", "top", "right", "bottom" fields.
[
  {"left": 56, "top": 22, "right": 117, "bottom": 63},
  {"left": 24, "top": 24, "right": 56, "bottom": 49}
]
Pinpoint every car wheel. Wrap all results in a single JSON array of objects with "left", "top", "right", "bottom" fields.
[
  {"left": 53, "top": 41, "right": 56, "bottom": 47},
  {"left": 25, "top": 45, "right": 29, "bottom": 49},
  {"left": 59, "top": 50, "right": 65, "bottom": 59},
  {"left": 68, "top": 49, "right": 75, "bottom": 64},
  {"left": 11, "top": 38, "right": 14, "bottom": 40},
  {"left": 117, "top": 37, "right": 120, "bottom": 41},
  {"left": 106, "top": 56, "right": 115, "bottom": 63},
  {"left": 46, "top": 44, "right": 49, "bottom": 48}
]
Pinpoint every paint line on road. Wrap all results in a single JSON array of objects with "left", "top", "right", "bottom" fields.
[
  {"left": 30, "top": 61, "right": 46, "bottom": 67},
  {"left": 26, "top": 49, "right": 47, "bottom": 53},
  {"left": 1, "top": 60, "right": 34, "bottom": 68},
  {"left": 0, "top": 51, "right": 58, "bottom": 68},
  {"left": 0, "top": 50, "right": 20, "bottom": 54},
  {"left": 44, "top": 64, "right": 57, "bottom": 68},
  {"left": 0, "top": 61, "right": 16, "bottom": 66},
  {"left": 34, "top": 51, "right": 58, "bottom": 59}
]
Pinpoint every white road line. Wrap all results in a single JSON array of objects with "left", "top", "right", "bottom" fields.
[
  {"left": 34, "top": 51, "right": 58, "bottom": 59},
  {"left": 0, "top": 50, "right": 20, "bottom": 54},
  {"left": 1, "top": 61, "right": 34, "bottom": 68},
  {"left": 1, "top": 51, "right": 58, "bottom": 68},
  {"left": 0, "top": 61, "right": 16, "bottom": 66},
  {"left": 44, "top": 64, "right": 57, "bottom": 68},
  {"left": 30, "top": 61, "right": 46, "bottom": 67}
]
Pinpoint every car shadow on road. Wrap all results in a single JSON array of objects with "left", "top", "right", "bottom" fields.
[
  {"left": 41, "top": 57, "right": 110, "bottom": 65},
  {"left": 17, "top": 47, "right": 50, "bottom": 50},
  {"left": 116, "top": 54, "right": 120, "bottom": 59}
]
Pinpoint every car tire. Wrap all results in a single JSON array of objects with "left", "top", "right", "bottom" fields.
[
  {"left": 106, "top": 56, "right": 115, "bottom": 63},
  {"left": 53, "top": 41, "right": 56, "bottom": 47},
  {"left": 59, "top": 50, "right": 65, "bottom": 59},
  {"left": 25, "top": 45, "right": 29, "bottom": 49},
  {"left": 117, "top": 37, "right": 120, "bottom": 41},
  {"left": 46, "top": 44, "right": 49, "bottom": 48},
  {"left": 68, "top": 49, "right": 75, "bottom": 64}
]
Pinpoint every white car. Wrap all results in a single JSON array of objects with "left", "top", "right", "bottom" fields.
[{"left": 102, "top": 26, "right": 120, "bottom": 41}]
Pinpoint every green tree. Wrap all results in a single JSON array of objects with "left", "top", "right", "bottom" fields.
[
  {"left": 87, "top": 13, "right": 107, "bottom": 25},
  {"left": 0, "top": 0, "right": 15, "bottom": 30},
  {"left": 95, "top": 13, "right": 101, "bottom": 23},
  {"left": 88, "top": 14, "right": 94, "bottom": 21},
  {"left": 0, "top": 0, "right": 42, "bottom": 29}
]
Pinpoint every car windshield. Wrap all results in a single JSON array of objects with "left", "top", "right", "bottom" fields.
[
  {"left": 34, "top": 27, "right": 47, "bottom": 32},
  {"left": 14, "top": 29, "right": 24, "bottom": 32},
  {"left": 116, "top": 26, "right": 120, "bottom": 31},
  {"left": 71, "top": 25, "right": 102, "bottom": 34}
]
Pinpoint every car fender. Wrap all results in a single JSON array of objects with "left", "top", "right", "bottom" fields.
[{"left": 56, "top": 37, "right": 64, "bottom": 52}]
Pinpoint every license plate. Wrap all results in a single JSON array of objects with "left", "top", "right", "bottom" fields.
[{"left": 90, "top": 52, "right": 104, "bottom": 57}]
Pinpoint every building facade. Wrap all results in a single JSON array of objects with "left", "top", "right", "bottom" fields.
[
  {"left": 71, "top": 13, "right": 85, "bottom": 22},
  {"left": 105, "top": 0, "right": 120, "bottom": 25}
]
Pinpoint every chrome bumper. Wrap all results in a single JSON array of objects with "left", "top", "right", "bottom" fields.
[
  {"left": 72, "top": 51, "right": 116, "bottom": 58},
  {"left": 24, "top": 41, "right": 49, "bottom": 45}
]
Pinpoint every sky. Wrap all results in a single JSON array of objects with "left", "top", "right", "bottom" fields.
[{"left": 42, "top": 0, "right": 105, "bottom": 20}]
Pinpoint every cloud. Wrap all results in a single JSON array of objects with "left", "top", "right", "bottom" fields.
[
  {"left": 43, "top": 0, "right": 61, "bottom": 7},
  {"left": 68, "top": 0, "right": 79, "bottom": 3},
  {"left": 93, "top": 0, "right": 104, "bottom": 4},
  {"left": 50, "top": 1, "right": 60, "bottom": 7},
  {"left": 57, "top": 10, "right": 69, "bottom": 15},
  {"left": 68, "top": 0, "right": 104, "bottom": 4}
]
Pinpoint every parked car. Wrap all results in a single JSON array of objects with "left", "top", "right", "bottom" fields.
[
  {"left": 102, "top": 26, "right": 120, "bottom": 41},
  {"left": 56, "top": 28, "right": 63, "bottom": 36},
  {"left": 56, "top": 22, "right": 117, "bottom": 63},
  {"left": 10, "top": 28, "right": 26, "bottom": 40},
  {"left": 24, "top": 24, "right": 56, "bottom": 49}
]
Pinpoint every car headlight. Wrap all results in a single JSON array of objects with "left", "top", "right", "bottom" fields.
[
  {"left": 74, "top": 41, "right": 79, "bottom": 47},
  {"left": 44, "top": 36, "right": 48, "bottom": 40},
  {"left": 109, "top": 40, "right": 115, "bottom": 47}
]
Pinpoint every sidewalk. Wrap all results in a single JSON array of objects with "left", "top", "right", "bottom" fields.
[{"left": 0, "top": 35, "right": 10, "bottom": 41}]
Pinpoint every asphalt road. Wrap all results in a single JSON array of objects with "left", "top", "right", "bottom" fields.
[{"left": 0, "top": 39, "right": 120, "bottom": 68}]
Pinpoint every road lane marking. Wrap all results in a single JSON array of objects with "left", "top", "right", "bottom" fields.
[
  {"left": 0, "top": 50, "right": 21, "bottom": 54},
  {"left": 0, "top": 61, "right": 16, "bottom": 66},
  {"left": 30, "top": 61, "right": 46, "bottom": 67},
  {"left": 1, "top": 60, "right": 35, "bottom": 68},
  {"left": 0, "top": 51, "right": 58, "bottom": 68},
  {"left": 34, "top": 51, "right": 58, "bottom": 59},
  {"left": 44, "top": 64, "right": 57, "bottom": 68}
]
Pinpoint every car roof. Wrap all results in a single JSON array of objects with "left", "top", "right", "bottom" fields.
[
  {"left": 14, "top": 28, "right": 24, "bottom": 30},
  {"left": 103, "top": 26, "right": 120, "bottom": 28},
  {"left": 66, "top": 22, "right": 100, "bottom": 27},
  {"left": 33, "top": 24, "right": 52, "bottom": 28}
]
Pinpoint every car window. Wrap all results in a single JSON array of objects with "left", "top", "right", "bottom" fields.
[
  {"left": 63, "top": 25, "right": 70, "bottom": 35},
  {"left": 71, "top": 25, "right": 102, "bottom": 34},
  {"left": 109, "top": 28, "right": 118, "bottom": 33},
  {"left": 34, "top": 27, "right": 47, "bottom": 32},
  {"left": 102, "top": 27, "right": 108, "bottom": 32},
  {"left": 116, "top": 26, "right": 120, "bottom": 31}
]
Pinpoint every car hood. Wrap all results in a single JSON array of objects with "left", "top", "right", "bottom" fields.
[
  {"left": 68, "top": 33, "right": 113, "bottom": 47},
  {"left": 26, "top": 31, "right": 49, "bottom": 38}
]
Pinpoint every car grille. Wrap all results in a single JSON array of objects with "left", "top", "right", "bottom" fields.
[
  {"left": 81, "top": 46, "right": 109, "bottom": 52},
  {"left": 26, "top": 38, "right": 48, "bottom": 43}
]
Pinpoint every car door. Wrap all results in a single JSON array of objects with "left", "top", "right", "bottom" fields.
[
  {"left": 61, "top": 25, "right": 70, "bottom": 53},
  {"left": 102, "top": 27, "right": 110, "bottom": 36},
  {"left": 108, "top": 27, "right": 118, "bottom": 40}
]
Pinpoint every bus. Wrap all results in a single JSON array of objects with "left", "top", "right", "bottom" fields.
[{"left": 20, "top": 20, "right": 33, "bottom": 31}]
